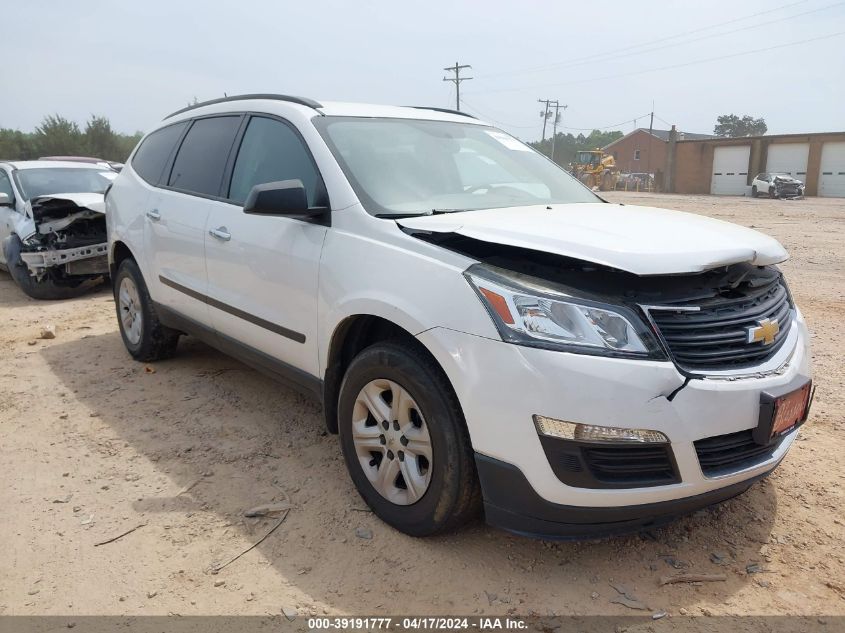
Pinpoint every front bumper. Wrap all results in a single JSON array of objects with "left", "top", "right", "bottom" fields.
[
  {"left": 476, "top": 452, "right": 774, "bottom": 539},
  {"left": 416, "top": 309, "right": 811, "bottom": 537},
  {"left": 20, "top": 242, "right": 109, "bottom": 275}
]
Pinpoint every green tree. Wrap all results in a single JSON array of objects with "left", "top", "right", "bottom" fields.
[
  {"left": 34, "top": 115, "right": 83, "bottom": 157},
  {"left": 115, "top": 132, "right": 143, "bottom": 163},
  {"left": 714, "top": 114, "right": 767, "bottom": 137},
  {"left": 84, "top": 115, "right": 121, "bottom": 161},
  {"left": 0, "top": 129, "right": 37, "bottom": 160},
  {"left": 0, "top": 115, "right": 141, "bottom": 162}
]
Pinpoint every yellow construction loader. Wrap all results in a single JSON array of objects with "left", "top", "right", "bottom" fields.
[{"left": 569, "top": 150, "right": 619, "bottom": 191}]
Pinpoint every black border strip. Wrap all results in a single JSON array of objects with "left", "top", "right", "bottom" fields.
[{"left": 158, "top": 275, "right": 306, "bottom": 344}]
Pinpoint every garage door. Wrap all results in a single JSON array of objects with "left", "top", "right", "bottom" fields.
[
  {"left": 711, "top": 145, "right": 751, "bottom": 195},
  {"left": 819, "top": 142, "right": 845, "bottom": 198},
  {"left": 766, "top": 143, "right": 809, "bottom": 183}
]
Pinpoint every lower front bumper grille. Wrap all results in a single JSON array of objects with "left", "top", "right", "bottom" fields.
[
  {"left": 694, "top": 429, "right": 785, "bottom": 477},
  {"left": 539, "top": 436, "right": 680, "bottom": 489}
]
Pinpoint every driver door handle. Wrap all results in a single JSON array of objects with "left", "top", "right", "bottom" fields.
[
  {"left": 209, "top": 226, "right": 231, "bottom": 241},
  {"left": 146, "top": 209, "right": 161, "bottom": 221}
]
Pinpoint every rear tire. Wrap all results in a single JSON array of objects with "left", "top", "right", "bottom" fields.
[
  {"left": 113, "top": 258, "right": 180, "bottom": 361},
  {"left": 337, "top": 341, "right": 480, "bottom": 536},
  {"left": 751, "top": 185, "right": 758, "bottom": 198},
  {"left": 2, "top": 235, "right": 96, "bottom": 300}
]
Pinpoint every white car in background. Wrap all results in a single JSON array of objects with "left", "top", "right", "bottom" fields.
[
  {"left": 105, "top": 95, "right": 813, "bottom": 539},
  {"left": 0, "top": 160, "right": 115, "bottom": 299},
  {"left": 751, "top": 172, "right": 804, "bottom": 199}
]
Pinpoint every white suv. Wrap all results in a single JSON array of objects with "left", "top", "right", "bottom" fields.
[{"left": 106, "top": 94, "right": 813, "bottom": 538}]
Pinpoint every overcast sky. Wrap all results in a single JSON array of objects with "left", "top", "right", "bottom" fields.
[{"left": 7, "top": 0, "right": 844, "bottom": 140}]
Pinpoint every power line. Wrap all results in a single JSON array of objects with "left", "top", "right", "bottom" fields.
[
  {"left": 459, "top": 99, "right": 541, "bottom": 129},
  {"left": 467, "top": 30, "right": 845, "bottom": 96},
  {"left": 473, "top": 0, "right": 813, "bottom": 80},
  {"left": 462, "top": 99, "right": 655, "bottom": 136},
  {"left": 442, "top": 62, "right": 472, "bottom": 111},
  {"left": 477, "top": 1, "right": 843, "bottom": 81},
  {"left": 558, "top": 113, "right": 652, "bottom": 131},
  {"left": 653, "top": 114, "right": 675, "bottom": 128}
]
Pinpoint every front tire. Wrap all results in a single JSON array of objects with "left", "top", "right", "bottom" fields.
[
  {"left": 337, "top": 342, "right": 480, "bottom": 536},
  {"left": 113, "top": 258, "right": 180, "bottom": 361}
]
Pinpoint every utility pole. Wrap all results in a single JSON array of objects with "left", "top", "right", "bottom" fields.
[
  {"left": 551, "top": 103, "right": 567, "bottom": 164},
  {"left": 538, "top": 98, "right": 559, "bottom": 158},
  {"left": 646, "top": 102, "right": 654, "bottom": 191},
  {"left": 538, "top": 99, "right": 552, "bottom": 144},
  {"left": 443, "top": 62, "right": 472, "bottom": 111}
]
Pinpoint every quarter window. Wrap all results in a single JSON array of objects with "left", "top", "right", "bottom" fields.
[
  {"left": 131, "top": 122, "right": 188, "bottom": 185},
  {"left": 168, "top": 116, "right": 241, "bottom": 197},
  {"left": 228, "top": 116, "right": 321, "bottom": 206}
]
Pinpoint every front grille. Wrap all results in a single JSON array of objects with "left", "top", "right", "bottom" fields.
[
  {"left": 775, "top": 181, "right": 802, "bottom": 195},
  {"left": 648, "top": 276, "right": 793, "bottom": 371},
  {"left": 694, "top": 429, "right": 784, "bottom": 477}
]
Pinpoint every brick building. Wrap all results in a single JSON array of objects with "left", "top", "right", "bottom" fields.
[
  {"left": 604, "top": 128, "right": 713, "bottom": 175},
  {"left": 663, "top": 130, "right": 845, "bottom": 197}
]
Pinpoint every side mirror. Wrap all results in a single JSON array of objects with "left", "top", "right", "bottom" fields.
[
  {"left": 243, "top": 180, "right": 327, "bottom": 219},
  {"left": 0, "top": 192, "right": 12, "bottom": 207}
]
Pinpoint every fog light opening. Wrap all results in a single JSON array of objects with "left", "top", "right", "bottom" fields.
[{"left": 533, "top": 415, "right": 669, "bottom": 444}]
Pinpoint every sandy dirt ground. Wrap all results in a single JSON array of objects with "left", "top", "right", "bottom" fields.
[{"left": 0, "top": 192, "right": 843, "bottom": 620}]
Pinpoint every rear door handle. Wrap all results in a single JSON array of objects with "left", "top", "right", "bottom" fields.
[
  {"left": 209, "top": 226, "right": 231, "bottom": 241},
  {"left": 146, "top": 209, "right": 161, "bottom": 221}
]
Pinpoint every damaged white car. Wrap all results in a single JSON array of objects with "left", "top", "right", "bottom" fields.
[{"left": 0, "top": 160, "right": 114, "bottom": 299}]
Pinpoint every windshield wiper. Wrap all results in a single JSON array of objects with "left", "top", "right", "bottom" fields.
[
  {"left": 374, "top": 211, "right": 433, "bottom": 219},
  {"left": 375, "top": 208, "right": 473, "bottom": 219}
]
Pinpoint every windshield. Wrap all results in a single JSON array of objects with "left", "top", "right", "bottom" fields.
[
  {"left": 15, "top": 167, "right": 116, "bottom": 200},
  {"left": 314, "top": 117, "right": 599, "bottom": 215}
]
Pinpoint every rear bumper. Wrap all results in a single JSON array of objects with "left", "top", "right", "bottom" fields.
[{"left": 476, "top": 452, "right": 775, "bottom": 540}]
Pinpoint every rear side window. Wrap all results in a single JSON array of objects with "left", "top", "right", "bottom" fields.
[
  {"left": 228, "top": 116, "right": 320, "bottom": 205},
  {"left": 168, "top": 116, "right": 241, "bottom": 197},
  {"left": 131, "top": 122, "right": 187, "bottom": 185}
]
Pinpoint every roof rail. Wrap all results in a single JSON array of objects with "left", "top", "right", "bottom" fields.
[
  {"left": 408, "top": 106, "right": 477, "bottom": 119},
  {"left": 164, "top": 94, "right": 323, "bottom": 120}
]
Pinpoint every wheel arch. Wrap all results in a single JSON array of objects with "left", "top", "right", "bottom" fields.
[
  {"left": 322, "top": 314, "right": 459, "bottom": 435},
  {"left": 109, "top": 240, "right": 136, "bottom": 278}
]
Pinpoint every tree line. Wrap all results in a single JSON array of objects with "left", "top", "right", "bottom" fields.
[{"left": 0, "top": 115, "right": 142, "bottom": 163}]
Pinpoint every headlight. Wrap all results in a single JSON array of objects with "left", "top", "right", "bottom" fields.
[{"left": 464, "top": 264, "right": 664, "bottom": 359}]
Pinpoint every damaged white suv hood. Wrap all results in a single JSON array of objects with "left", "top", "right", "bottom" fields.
[
  {"left": 16, "top": 192, "right": 105, "bottom": 240},
  {"left": 397, "top": 202, "right": 788, "bottom": 275}
]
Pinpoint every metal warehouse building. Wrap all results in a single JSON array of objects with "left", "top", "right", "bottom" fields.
[{"left": 660, "top": 130, "right": 845, "bottom": 197}]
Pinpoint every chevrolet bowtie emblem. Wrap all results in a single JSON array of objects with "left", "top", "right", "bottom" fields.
[{"left": 747, "top": 318, "right": 780, "bottom": 345}]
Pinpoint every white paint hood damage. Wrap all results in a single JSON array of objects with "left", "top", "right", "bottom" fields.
[
  {"left": 32, "top": 192, "right": 105, "bottom": 214},
  {"left": 16, "top": 192, "right": 106, "bottom": 240},
  {"left": 397, "top": 202, "right": 788, "bottom": 276}
]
